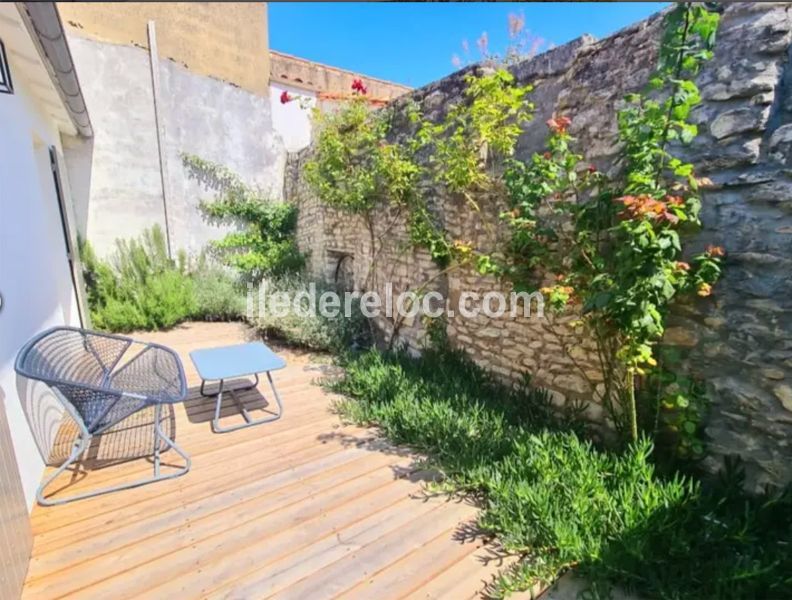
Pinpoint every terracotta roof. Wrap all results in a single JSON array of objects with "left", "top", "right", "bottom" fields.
[{"left": 269, "top": 50, "right": 410, "bottom": 102}]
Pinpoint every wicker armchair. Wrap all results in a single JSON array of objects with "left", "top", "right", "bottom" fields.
[{"left": 15, "top": 326, "right": 190, "bottom": 505}]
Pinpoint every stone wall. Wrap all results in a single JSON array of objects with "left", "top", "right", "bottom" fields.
[{"left": 288, "top": 3, "right": 792, "bottom": 491}]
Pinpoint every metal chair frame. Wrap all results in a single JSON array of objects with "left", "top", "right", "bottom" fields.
[{"left": 15, "top": 326, "right": 191, "bottom": 506}]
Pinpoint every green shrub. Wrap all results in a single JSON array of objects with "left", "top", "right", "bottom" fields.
[
  {"left": 332, "top": 345, "right": 792, "bottom": 598},
  {"left": 191, "top": 265, "right": 246, "bottom": 322},
  {"left": 251, "top": 275, "right": 370, "bottom": 353},
  {"left": 81, "top": 227, "right": 196, "bottom": 332}
]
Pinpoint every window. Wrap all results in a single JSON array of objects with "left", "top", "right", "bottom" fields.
[{"left": 0, "top": 39, "right": 13, "bottom": 94}]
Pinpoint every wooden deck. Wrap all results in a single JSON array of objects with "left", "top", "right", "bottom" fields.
[{"left": 22, "top": 322, "right": 514, "bottom": 599}]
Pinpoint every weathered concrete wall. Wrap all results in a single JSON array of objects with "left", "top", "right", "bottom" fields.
[
  {"left": 63, "top": 34, "right": 286, "bottom": 258},
  {"left": 158, "top": 55, "right": 286, "bottom": 255},
  {"left": 57, "top": 2, "right": 270, "bottom": 96},
  {"left": 61, "top": 37, "right": 164, "bottom": 253},
  {"left": 289, "top": 3, "right": 792, "bottom": 491}
]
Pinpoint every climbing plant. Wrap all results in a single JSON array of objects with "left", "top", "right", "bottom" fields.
[
  {"left": 183, "top": 155, "right": 305, "bottom": 281},
  {"left": 300, "top": 3, "right": 724, "bottom": 454},
  {"left": 499, "top": 2, "right": 723, "bottom": 444},
  {"left": 303, "top": 68, "right": 533, "bottom": 270},
  {"left": 302, "top": 69, "right": 532, "bottom": 347}
]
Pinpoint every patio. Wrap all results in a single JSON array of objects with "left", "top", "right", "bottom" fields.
[{"left": 21, "top": 322, "right": 513, "bottom": 599}]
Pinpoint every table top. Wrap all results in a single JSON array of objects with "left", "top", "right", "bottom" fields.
[{"left": 189, "top": 342, "right": 286, "bottom": 381}]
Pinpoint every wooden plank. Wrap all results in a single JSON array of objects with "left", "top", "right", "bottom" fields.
[
  {"left": 22, "top": 322, "right": 507, "bottom": 599},
  {"left": 29, "top": 459, "right": 412, "bottom": 599},
  {"left": 337, "top": 519, "right": 484, "bottom": 599},
  {"left": 30, "top": 421, "right": 378, "bottom": 533},
  {"left": 271, "top": 501, "right": 475, "bottom": 599},
  {"left": 29, "top": 429, "right": 381, "bottom": 550},
  {"left": 144, "top": 481, "right": 426, "bottom": 599},
  {"left": 28, "top": 402, "right": 342, "bottom": 522},
  {"left": 27, "top": 447, "right": 390, "bottom": 576},
  {"left": 29, "top": 406, "right": 339, "bottom": 505},
  {"left": 0, "top": 392, "right": 32, "bottom": 600},
  {"left": 409, "top": 543, "right": 522, "bottom": 599}
]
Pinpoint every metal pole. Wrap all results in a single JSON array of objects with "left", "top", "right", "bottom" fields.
[{"left": 147, "top": 20, "right": 174, "bottom": 259}]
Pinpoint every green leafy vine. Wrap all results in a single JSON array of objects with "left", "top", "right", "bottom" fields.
[
  {"left": 183, "top": 154, "right": 305, "bottom": 281},
  {"left": 304, "top": 69, "right": 533, "bottom": 269},
  {"left": 499, "top": 3, "right": 723, "bottom": 446}
]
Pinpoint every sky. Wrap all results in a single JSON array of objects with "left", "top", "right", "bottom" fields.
[{"left": 268, "top": 2, "right": 668, "bottom": 88}]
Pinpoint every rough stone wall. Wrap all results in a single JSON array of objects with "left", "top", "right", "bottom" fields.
[{"left": 289, "top": 3, "right": 792, "bottom": 490}]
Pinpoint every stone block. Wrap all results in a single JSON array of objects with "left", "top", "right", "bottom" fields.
[
  {"left": 709, "top": 107, "right": 770, "bottom": 140},
  {"left": 553, "top": 373, "right": 590, "bottom": 395},
  {"left": 663, "top": 327, "right": 699, "bottom": 347},
  {"left": 774, "top": 384, "right": 792, "bottom": 412}
]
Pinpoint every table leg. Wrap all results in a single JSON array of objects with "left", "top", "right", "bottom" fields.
[{"left": 202, "top": 373, "right": 282, "bottom": 433}]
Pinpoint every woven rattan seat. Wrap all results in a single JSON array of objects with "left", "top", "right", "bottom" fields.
[{"left": 15, "top": 326, "right": 191, "bottom": 505}]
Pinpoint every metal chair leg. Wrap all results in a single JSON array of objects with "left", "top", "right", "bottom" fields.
[{"left": 36, "top": 404, "right": 191, "bottom": 506}]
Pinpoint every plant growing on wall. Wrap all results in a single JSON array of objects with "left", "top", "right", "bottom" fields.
[
  {"left": 301, "top": 3, "right": 723, "bottom": 457},
  {"left": 499, "top": 2, "right": 723, "bottom": 445},
  {"left": 417, "top": 69, "right": 534, "bottom": 202},
  {"left": 304, "top": 69, "right": 533, "bottom": 256},
  {"left": 183, "top": 155, "right": 305, "bottom": 281},
  {"left": 302, "top": 70, "right": 533, "bottom": 345},
  {"left": 304, "top": 83, "right": 434, "bottom": 279}
]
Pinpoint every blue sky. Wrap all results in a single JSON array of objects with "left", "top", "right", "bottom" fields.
[{"left": 269, "top": 2, "right": 667, "bottom": 88}]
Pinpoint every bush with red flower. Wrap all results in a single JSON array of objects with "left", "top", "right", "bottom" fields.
[{"left": 500, "top": 3, "right": 722, "bottom": 445}]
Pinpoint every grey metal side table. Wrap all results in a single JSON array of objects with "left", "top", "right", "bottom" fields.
[{"left": 189, "top": 342, "right": 285, "bottom": 433}]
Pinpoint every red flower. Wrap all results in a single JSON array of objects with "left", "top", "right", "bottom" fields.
[
  {"left": 706, "top": 245, "right": 725, "bottom": 257},
  {"left": 547, "top": 115, "right": 572, "bottom": 134},
  {"left": 280, "top": 90, "right": 292, "bottom": 104},
  {"left": 675, "top": 261, "right": 690, "bottom": 271},
  {"left": 351, "top": 78, "right": 368, "bottom": 95},
  {"left": 587, "top": 165, "right": 597, "bottom": 174},
  {"left": 543, "top": 152, "right": 552, "bottom": 160}
]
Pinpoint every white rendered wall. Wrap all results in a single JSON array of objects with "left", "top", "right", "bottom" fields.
[
  {"left": 270, "top": 82, "right": 316, "bottom": 153},
  {"left": 0, "top": 77, "right": 81, "bottom": 509}
]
